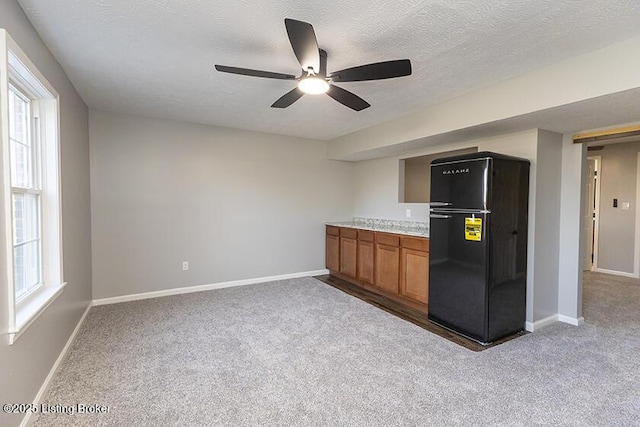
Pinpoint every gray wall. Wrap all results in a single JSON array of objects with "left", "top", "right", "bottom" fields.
[
  {"left": 532, "top": 130, "right": 563, "bottom": 321},
  {"left": 558, "top": 136, "right": 586, "bottom": 321},
  {"left": 90, "top": 110, "right": 354, "bottom": 300},
  {"left": 0, "top": 2, "right": 92, "bottom": 426},
  {"left": 354, "top": 154, "right": 430, "bottom": 222},
  {"left": 595, "top": 140, "right": 640, "bottom": 274}
]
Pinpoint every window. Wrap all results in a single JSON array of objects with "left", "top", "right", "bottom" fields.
[
  {"left": 1, "top": 30, "right": 64, "bottom": 344},
  {"left": 9, "top": 84, "right": 43, "bottom": 301}
]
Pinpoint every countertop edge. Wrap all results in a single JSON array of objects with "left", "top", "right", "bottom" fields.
[{"left": 326, "top": 222, "right": 429, "bottom": 238}]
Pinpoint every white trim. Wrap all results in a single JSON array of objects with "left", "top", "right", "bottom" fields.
[
  {"left": 9, "top": 282, "right": 66, "bottom": 345},
  {"left": 525, "top": 314, "right": 558, "bottom": 332},
  {"left": 6, "top": 34, "right": 58, "bottom": 99},
  {"left": 588, "top": 155, "right": 602, "bottom": 270},
  {"left": 525, "top": 314, "right": 585, "bottom": 331},
  {"left": 0, "top": 30, "right": 16, "bottom": 330},
  {"left": 592, "top": 267, "right": 639, "bottom": 278},
  {"left": 558, "top": 314, "right": 585, "bottom": 326},
  {"left": 19, "top": 303, "right": 92, "bottom": 427},
  {"left": 92, "top": 270, "right": 330, "bottom": 306},
  {"left": 634, "top": 151, "right": 640, "bottom": 277}
]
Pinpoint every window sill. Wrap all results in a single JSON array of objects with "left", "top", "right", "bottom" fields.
[{"left": 9, "top": 282, "right": 67, "bottom": 345}]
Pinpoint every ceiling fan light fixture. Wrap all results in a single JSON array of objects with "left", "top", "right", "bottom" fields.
[
  {"left": 215, "top": 19, "right": 412, "bottom": 110},
  {"left": 298, "top": 76, "right": 329, "bottom": 94}
]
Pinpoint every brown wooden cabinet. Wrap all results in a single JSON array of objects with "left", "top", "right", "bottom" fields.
[
  {"left": 375, "top": 234, "right": 400, "bottom": 294},
  {"left": 326, "top": 225, "right": 429, "bottom": 311},
  {"left": 339, "top": 228, "right": 357, "bottom": 278},
  {"left": 400, "top": 236, "right": 430, "bottom": 304},
  {"left": 357, "top": 230, "right": 375, "bottom": 285},
  {"left": 325, "top": 226, "right": 340, "bottom": 271}
]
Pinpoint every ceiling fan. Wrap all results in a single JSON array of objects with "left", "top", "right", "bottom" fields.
[{"left": 215, "top": 19, "right": 412, "bottom": 111}]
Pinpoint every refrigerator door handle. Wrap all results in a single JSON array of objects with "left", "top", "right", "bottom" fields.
[
  {"left": 430, "top": 214, "right": 452, "bottom": 219},
  {"left": 430, "top": 202, "right": 453, "bottom": 207}
]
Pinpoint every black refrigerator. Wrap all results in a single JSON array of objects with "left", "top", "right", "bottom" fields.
[{"left": 428, "top": 151, "right": 530, "bottom": 344}]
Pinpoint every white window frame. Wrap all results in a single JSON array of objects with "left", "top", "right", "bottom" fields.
[{"left": 1, "top": 30, "right": 64, "bottom": 345}]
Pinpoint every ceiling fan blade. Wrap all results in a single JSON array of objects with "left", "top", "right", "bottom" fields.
[
  {"left": 329, "top": 59, "right": 412, "bottom": 82},
  {"left": 271, "top": 87, "right": 304, "bottom": 108},
  {"left": 326, "top": 85, "right": 370, "bottom": 111},
  {"left": 215, "top": 65, "right": 296, "bottom": 80},
  {"left": 284, "top": 18, "right": 320, "bottom": 73}
]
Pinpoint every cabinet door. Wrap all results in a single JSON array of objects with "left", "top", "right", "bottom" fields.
[
  {"left": 357, "top": 240, "right": 375, "bottom": 285},
  {"left": 375, "top": 243, "right": 400, "bottom": 294},
  {"left": 340, "top": 237, "right": 357, "bottom": 278},
  {"left": 400, "top": 248, "right": 429, "bottom": 303},
  {"left": 326, "top": 234, "right": 340, "bottom": 271}
]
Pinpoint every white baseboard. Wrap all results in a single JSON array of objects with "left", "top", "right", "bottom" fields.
[
  {"left": 592, "top": 268, "right": 639, "bottom": 279},
  {"left": 558, "top": 314, "right": 585, "bottom": 326},
  {"left": 20, "top": 302, "right": 92, "bottom": 427},
  {"left": 92, "top": 269, "right": 330, "bottom": 306},
  {"left": 525, "top": 314, "right": 558, "bottom": 332},
  {"left": 525, "top": 313, "right": 585, "bottom": 332}
]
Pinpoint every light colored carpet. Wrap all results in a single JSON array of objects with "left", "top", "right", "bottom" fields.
[{"left": 31, "top": 272, "right": 640, "bottom": 426}]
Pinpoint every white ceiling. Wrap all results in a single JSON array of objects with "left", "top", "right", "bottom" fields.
[{"left": 17, "top": 0, "right": 640, "bottom": 141}]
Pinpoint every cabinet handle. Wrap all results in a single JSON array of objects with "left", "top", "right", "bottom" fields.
[{"left": 430, "top": 214, "right": 452, "bottom": 219}]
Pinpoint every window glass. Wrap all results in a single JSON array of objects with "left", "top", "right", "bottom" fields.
[
  {"left": 8, "top": 85, "right": 42, "bottom": 301},
  {"left": 9, "top": 86, "right": 32, "bottom": 188}
]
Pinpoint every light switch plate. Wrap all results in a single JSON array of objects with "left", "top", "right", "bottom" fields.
[
  {"left": 621, "top": 202, "right": 630, "bottom": 210},
  {"left": 406, "top": 208, "right": 411, "bottom": 218}
]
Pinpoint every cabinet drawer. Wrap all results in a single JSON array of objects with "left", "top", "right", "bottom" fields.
[
  {"left": 376, "top": 232, "right": 400, "bottom": 247},
  {"left": 340, "top": 228, "right": 357, "bottom": 239},
  {"left": 401, "top": 236, "right": 429, "bottom": 252},
  {"left": 326, "top": 225, "right": 340, "bottom": 236},
  {"left": 358, "top": 230, "right": 374, "bottom": 242}
]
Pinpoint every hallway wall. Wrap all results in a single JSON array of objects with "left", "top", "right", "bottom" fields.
[{"left": 595, "top": 140, "right": 640, "bottom": 275}]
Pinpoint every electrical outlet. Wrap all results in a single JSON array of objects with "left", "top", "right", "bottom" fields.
[
  {"left": 182, "top": 261, "right": 189, "bottom": 271},
  {"left": 406, "top": 208, "right": 411, "bottom": 218}
]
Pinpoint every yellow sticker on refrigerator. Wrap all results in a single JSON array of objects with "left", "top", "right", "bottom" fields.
[{"left": 465, "top": 217, "right": 482, "bottom": 241}]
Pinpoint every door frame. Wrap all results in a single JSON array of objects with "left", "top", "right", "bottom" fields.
[
  {"left": 588, "top": 155, "right": 602, "bottom": 271},
  {"left": 635, "top": 152, "right": 640, "bottom": 277}
]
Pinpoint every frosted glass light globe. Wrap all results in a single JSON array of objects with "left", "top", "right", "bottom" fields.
[{"left": 298, "top": 77, "right": 329, "bottom": 94}]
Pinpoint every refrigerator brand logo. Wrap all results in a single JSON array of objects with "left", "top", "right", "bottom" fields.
[{"left": 442, "top": 168, "right": 470, "bottom": 175}]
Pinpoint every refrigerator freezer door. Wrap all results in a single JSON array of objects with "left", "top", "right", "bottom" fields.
[
  {"left": 430, "top": 158, "right": 490, "bottom": 211},
  {"left": 428, "top": 211, "right": 489, "bottom": 343}
]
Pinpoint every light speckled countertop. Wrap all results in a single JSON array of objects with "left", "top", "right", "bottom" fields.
[{"left": 326, "top": 217, "right": 429, "bottom": 237}]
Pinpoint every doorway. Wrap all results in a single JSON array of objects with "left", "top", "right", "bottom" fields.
[
  {"left": 583, "top": 155, "right": 601, "bottom": 271},
  {"left": 635, "top": 151, "right": 640, "bottom": 277},
  {"left": 582, "top": 140, "right": 640, "bottom": 278}
]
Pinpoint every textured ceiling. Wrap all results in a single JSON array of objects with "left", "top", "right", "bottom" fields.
[{"left": 17, "top": 0, "right": 640, "bottom": 140}]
